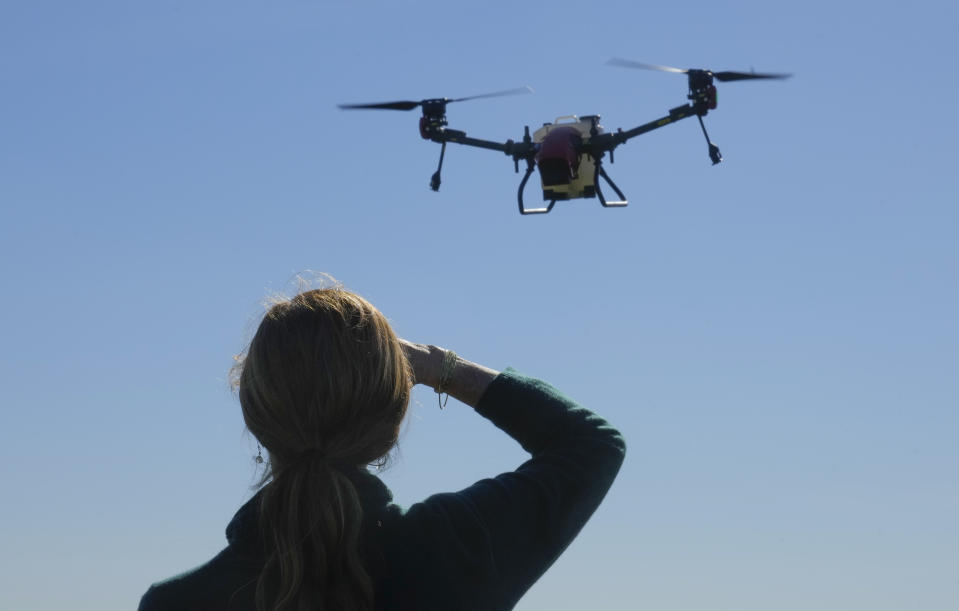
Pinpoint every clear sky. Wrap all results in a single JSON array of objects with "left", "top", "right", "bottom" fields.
[{"left": 1, "top": 1, "right": 956, "bottom": 609}]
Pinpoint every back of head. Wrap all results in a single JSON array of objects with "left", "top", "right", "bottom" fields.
[{"left": 236, "top": 287, "right": 410, "bottom": 611}]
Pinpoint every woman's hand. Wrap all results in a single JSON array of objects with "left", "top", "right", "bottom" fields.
[
  {"left": 399, "top": 339, "right": 444, "bottom": 390},
  {"left": 399, "top": 339, "right": 500, "bottom": 408}
]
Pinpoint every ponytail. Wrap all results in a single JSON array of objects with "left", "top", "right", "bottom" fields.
[{"left": 255, "top": 457, "right": 372, "bottom": 611}]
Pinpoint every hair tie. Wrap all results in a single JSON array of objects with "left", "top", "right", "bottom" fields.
[{"left": 286, "top": 449, "right": 356, "bottom": 472}]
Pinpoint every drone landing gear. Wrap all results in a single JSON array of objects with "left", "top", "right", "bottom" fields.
[
  {"left": 697, "top": 115, "right": 723, "bottom": 165},
  {"left": 516, "top": 156, "right": 629, "bottom": 215},
  {"left": 430, "top": 141, "right": 446, "bottom": 191},
  {"left": 516, "top": 158, "right": 556, "bottom": 215},
  {"left": 594, "top": 159, "right": 627, "bottom": 208}
]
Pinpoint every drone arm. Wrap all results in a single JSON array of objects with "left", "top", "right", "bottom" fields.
[
  {"left": 600, "top": 103, "right": 721, "bottom": 164},
  {"left": 429, "top": 129, "right": 511, "bottom": 154},
  {"left": 612, "top": 104, "right": 699, "bottom": 145},
  {"left": 424, "top": 127, "right": 538, "bottom": 194}
]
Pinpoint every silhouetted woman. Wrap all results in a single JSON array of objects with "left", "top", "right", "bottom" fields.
[{"left": 139, "top": 287, "right": 625, "bottom": 610}]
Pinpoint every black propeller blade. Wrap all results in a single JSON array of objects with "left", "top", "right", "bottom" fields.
[
  {"left": 712, "top": 70, "right": 792, "bottom": 82},
  {"left": 606, "top": 58, "right": 791, "bottom": 81},
  {"left": 338, "top": 100, "right": 422, "bottom": 111},
  {"left": 338, "top": 86, "right": 533, "bottom": 111}
]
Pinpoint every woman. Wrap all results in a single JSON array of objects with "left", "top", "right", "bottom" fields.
[{"left": 139, "top": 286, "right": 625, "bottom": 611}]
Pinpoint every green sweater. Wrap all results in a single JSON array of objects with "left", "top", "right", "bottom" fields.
[{"left": 139, "top": 369, "right": 626, "bottom": 610}]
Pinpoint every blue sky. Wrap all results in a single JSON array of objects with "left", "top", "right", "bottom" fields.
[{"left": 1, "top": 1, "right": 956, "bottom": 609}]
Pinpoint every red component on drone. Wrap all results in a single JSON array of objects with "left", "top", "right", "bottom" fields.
[
  {"left": 707, "top": 84, "right": 718, "bottom": 109},
  {"left": 535, "top": 127, "right": 583, "bottom": 185}
]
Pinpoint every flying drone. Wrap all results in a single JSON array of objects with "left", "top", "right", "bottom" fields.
[{"left": 339, "top": 59, "right": 790, "bottom": 215}]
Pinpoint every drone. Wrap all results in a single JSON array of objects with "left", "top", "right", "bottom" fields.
[{"left": 339, "top": 59, "right": 790, "bottom": 215}]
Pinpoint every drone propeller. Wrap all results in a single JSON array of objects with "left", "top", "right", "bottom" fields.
[
  {"left": 606, "top": 58, "right": 791, "bottom": 81},
  {"left": 449, "top": 86, "right": 534, "bottom": 103},
  {"left": 338, "top": 86, "right": 533, "bottom": 112},
  {"left": 338, "top": 100, "right": 422, "bottom": 111}
]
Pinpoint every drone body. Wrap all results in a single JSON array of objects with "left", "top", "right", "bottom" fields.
[
  {"left": 339, "top": 60, "right": 789, "bottom": 215},
  {"left": 534, "top": 116, "right": 602, "bottom": 203}
]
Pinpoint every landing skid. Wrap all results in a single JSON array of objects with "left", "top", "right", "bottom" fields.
[{"left": 517, "top": 158, "right": 628, "bottom": 215}]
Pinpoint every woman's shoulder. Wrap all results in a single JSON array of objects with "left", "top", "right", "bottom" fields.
[{"left": 137, "top": 546, "right": 260, "bottom": 611}]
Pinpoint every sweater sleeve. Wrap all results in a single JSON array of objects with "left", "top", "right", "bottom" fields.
[{"left": 405, "top": 368, "right": 626, "bottom": 609}]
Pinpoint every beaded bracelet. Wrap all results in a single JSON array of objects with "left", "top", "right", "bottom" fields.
[{"left": 436, "top": 349, "right": 457, "bottom": 409}]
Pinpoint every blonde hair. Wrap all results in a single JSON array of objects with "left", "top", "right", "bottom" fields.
[{"left": 234, "top": 287, "right": 411, "bottom": 611}]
